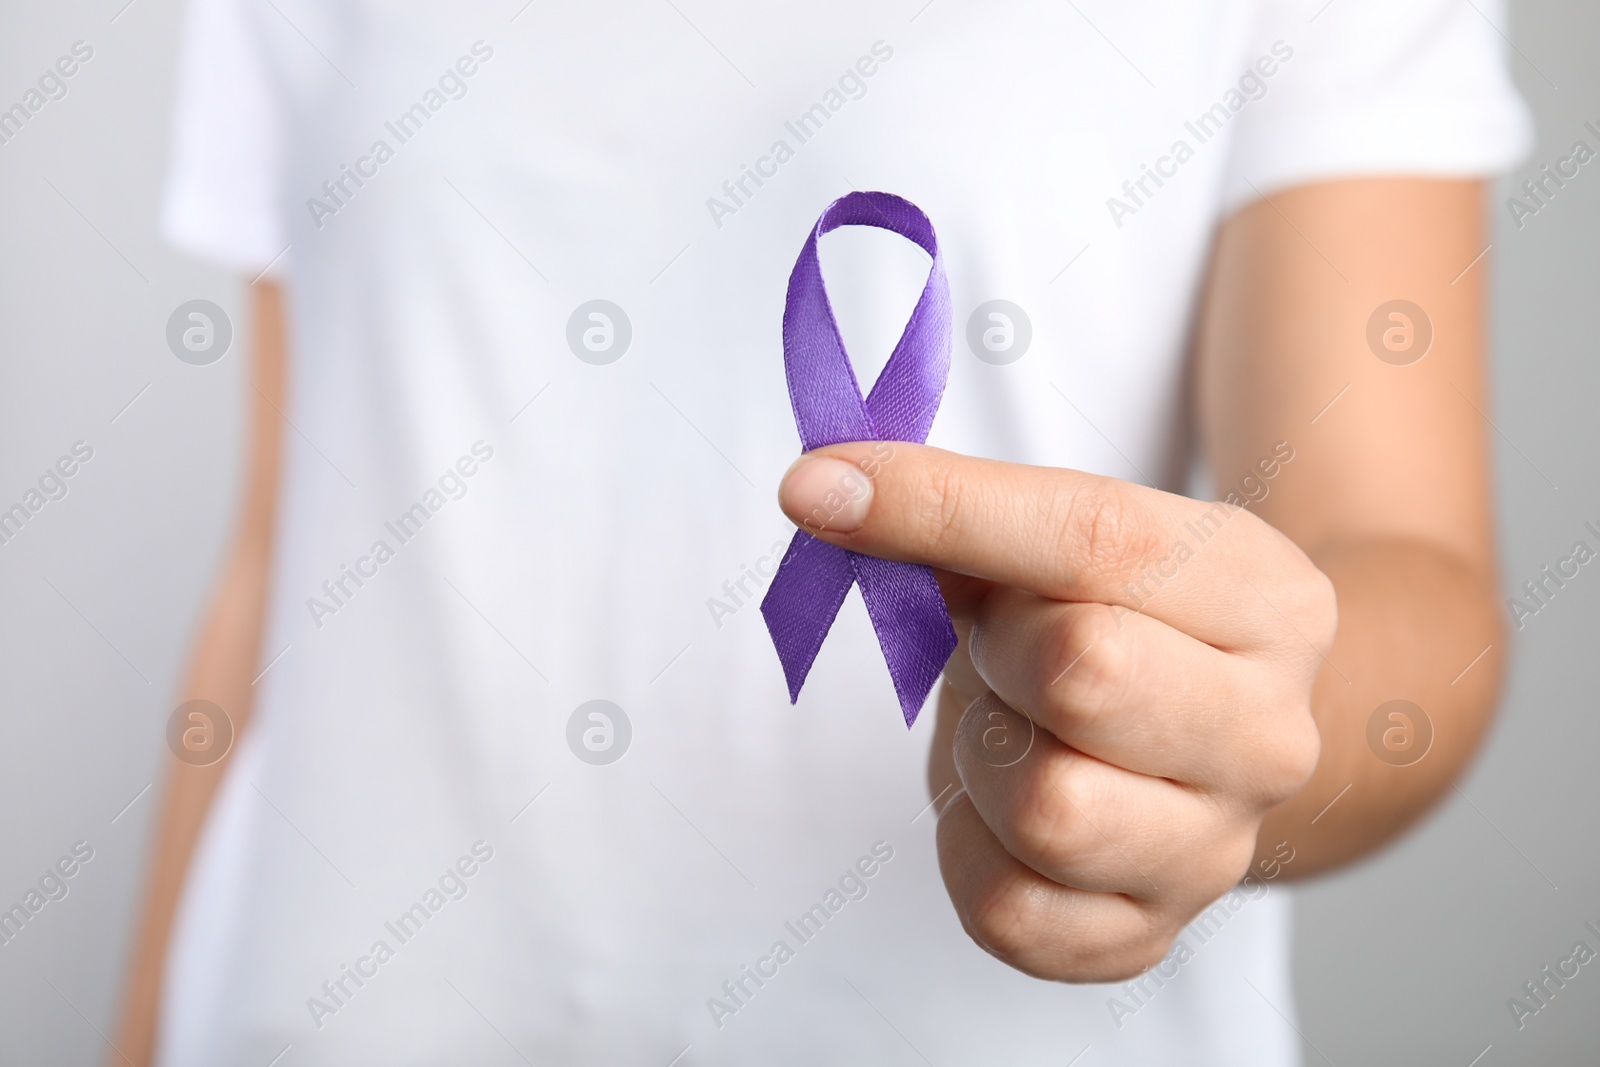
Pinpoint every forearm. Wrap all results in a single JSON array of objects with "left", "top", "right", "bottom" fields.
[
  {"left": 115, "top": 547, "right": 274, "bottom": 1064},
  {"left": 1256, "top": 536, "right": 1505, "bottom": 878},
  {"left": 112, "top": 282, "right": 283, "bottom": 1066}
]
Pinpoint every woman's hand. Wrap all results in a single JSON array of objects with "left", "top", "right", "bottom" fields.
[{"left": 778, "top": 442, "right": 1333, "bottom": 981}]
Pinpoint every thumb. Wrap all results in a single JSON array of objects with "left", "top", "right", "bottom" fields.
[{"left": 775, "top": 441, "right": 994, "bottom": 616}]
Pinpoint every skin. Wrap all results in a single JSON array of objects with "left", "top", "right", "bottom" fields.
[
  {"left": 779, "top": 178, "right": 1503, "bottom": 981},
  {"left": 111, "top": 177, "right": 1503, "bottom": 1057},
  {"left": 110, "top": 282, "right": 285, "bottom": 1066}
]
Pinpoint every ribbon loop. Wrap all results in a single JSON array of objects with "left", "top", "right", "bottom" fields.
[{"left": 761, "top": 191, "right": 957, "bottom": 728}]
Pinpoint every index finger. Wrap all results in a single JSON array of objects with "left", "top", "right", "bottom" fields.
[{"left": 776, "top": 441, "right": 1317, "bottom": 650}]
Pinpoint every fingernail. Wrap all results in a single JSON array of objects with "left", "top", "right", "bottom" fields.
[{"left": 779, "top": 455, "right": 874, "bottom": 533}]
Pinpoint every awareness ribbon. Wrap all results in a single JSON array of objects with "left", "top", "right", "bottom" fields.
[{"left": 760, "top": 191, "right": 957, "bottom": 728}]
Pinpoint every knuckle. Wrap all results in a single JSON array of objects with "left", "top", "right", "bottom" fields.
[
  {"left": 1215, "top": 833, "right": 1263, "bottom": 890},
  {"left": 1057, "top": 917, "right": 1172, "bottom": 984},
  {"left": 1007, "top": 763, "right": 1098, "bottom": 869},
  {"left": 914, "top": 458, "right": 972, "bottom": 559},
  {"left": 965, "top": 868, "right": 1045, "bottom": 966},
  {"left": 1277, "top": 553, "right": 1340, "bottom": 651},
  {"left": 1112, "top": 929, "right": 1178, "bottom": 982},
  {"left": 1246, "top": 704, "right": 1321, "bottom": 803},
  {"left": 1188, "top": 830, "right": 1260, "bottom": 890},
  {"left": 1045, "top": 605, "right": 1132, "bottom": 722},
  {"left": 1270, "top": 712, "right": 1323, "bottom": 799},
  {"left": 965, "top": 867, "right": 1171, "bottom": 983},
  {"left": 1181, "top": 839, "right": 1263, "bottom": 921},
  {"left": 1060, "top": 483, "right": 1160, "bottom": 588},
  {"left": 1226, "top": 512, "right": 1338, "bottom": 654},
  {"left": 1302, "top": 567, "right": 1339, "bottom": 649}
]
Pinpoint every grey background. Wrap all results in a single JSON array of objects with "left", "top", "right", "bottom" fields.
[{"left": 0, "top": 1, "right": 1594, "bottom": 1063}]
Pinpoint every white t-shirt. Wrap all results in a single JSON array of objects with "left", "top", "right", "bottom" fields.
[{"left": 157, "top": 2, "right": 1529, "bottom": 1064}]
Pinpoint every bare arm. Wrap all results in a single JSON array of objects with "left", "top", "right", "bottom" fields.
[
  {"left": 111, "top": 281, "right": 285, "bottom": 1066},
  {"left": 927, "top": 178, "right": 1505, "bottom": 886},
  {"left": 1196, "top": 177, "right": 1504, "bottom": 878}
]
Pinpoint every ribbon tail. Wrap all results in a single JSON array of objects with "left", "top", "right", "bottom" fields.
[
  {"left": 852, "top": 554, "right": 958, "bottom": 728},
  {"left": 760, "top": 531, "right": 855, "bottom": 703}
]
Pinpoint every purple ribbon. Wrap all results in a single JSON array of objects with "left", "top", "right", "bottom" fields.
[{"left": 760, "top": 191, "right": 957, "bottom": 728}]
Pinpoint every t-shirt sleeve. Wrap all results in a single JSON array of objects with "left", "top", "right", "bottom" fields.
[
  {"left": 1221, "top": 0, "right": 1534, "bottom": 212},
  {"left": 160, "top": 0, "right": 286, "bottom": 273}
]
